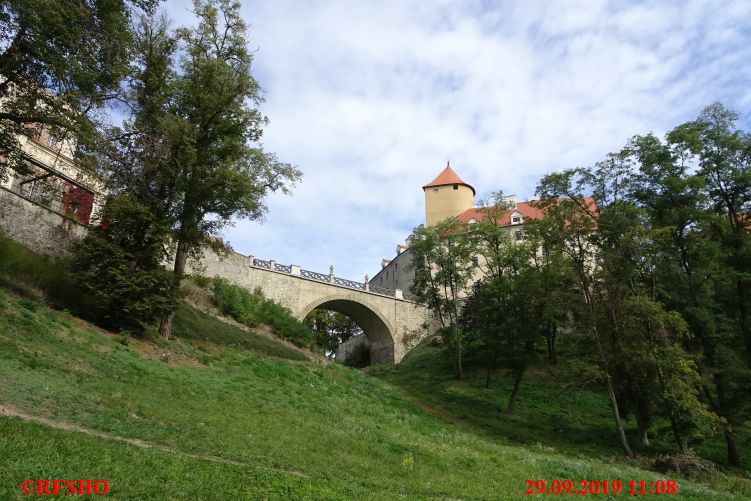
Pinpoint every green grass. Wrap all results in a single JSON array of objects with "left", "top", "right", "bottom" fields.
[
  {"left": 369, "top": 337, "right": 751, "bottom": 494},
  {"left": 172, "top": 302, "right": 309, "bottom": 362},
  {"left": 0, "top": 288, "right": 747, "bottom": 499}
]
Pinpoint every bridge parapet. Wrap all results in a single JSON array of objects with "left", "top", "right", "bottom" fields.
[
  {"left": 250, "top": 256, "right": 415, "bottom": 302},
  {"left": 188, "top": 248, "right": 433, "bottom": 363}
]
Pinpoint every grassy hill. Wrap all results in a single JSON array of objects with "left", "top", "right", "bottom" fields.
[
  {"left": 369, "top": 339, "right": 751, "bottom": 471},
  {"left": 0, "top": 287, "right": 747, "bottom": 499}
]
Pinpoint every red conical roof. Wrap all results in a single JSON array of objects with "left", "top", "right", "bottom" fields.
[{"left": 422, "top": 163, "right": 475, "bottom": 195}]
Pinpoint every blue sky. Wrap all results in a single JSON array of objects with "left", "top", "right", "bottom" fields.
[{"left": 164, "top": 0, "right": 751, "bottom": 281}]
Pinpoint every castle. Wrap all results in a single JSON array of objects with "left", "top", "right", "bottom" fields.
[
  {"left": 0, "top": 125, "right": 105, "bottom": 256},
  {"left": 369, "top": 162, "right": 546, "bottom": 294}
]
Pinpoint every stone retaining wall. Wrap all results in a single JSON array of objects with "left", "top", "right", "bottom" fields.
[{"left": 0, "top": 187, "right": 87, "bottom": 256}]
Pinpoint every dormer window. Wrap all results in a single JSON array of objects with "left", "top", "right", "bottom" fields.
[
  {"left": 453, "top": 184, "right": 458, "bottom": 190},
  {"left": 468, "top": 218, "right": 477, "bottom": 224},
  {"left": 511, "top": 216, "right": 521, "bottom": 224}
]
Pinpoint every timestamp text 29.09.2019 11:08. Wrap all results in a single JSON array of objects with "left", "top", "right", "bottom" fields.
[{"left": 524, "top": 479, "right": 678, "bottom": 495}]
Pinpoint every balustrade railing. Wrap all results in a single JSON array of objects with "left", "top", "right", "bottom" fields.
[
  {"left": 274, "top": 263, "right": 292, "bottom": 273},
  {"left": 333, "top": 276, "right": 365, "bottom": 289},
  {"left": 300, "top": 269, "right": 329, "bottom": 282},
  {"left": 252, "top": 258, "right": 271, "bottom": 269},
  {"left": 249, "top": 257, "right": 413, "bottom": 301}
]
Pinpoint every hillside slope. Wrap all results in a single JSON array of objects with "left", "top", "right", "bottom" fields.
[{"left": 0, "top": 288, "right": 744, "bottom": 499}]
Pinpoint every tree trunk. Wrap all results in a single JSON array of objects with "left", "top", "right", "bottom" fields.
[
  {"left": 638, "top": 427, "right": 650, "bottom": 447},
  {"left": 656, "top": 365, "right": 686, "bottom": 452},
  {"left": 546, "top": 324, "right": 558, "bottom": 365},
  {"left": 605, "top": 377, "right": 635, "bottom": 460},
  {"left": 714, "top": 379, "right": 742, "bottom": 467},
  {"left": 633, "top": 396, "right": 651, "bottom": 447},
  {"left": 453, "top": 343, "right": 463, "bottom": 380},
  {"left": 740, "top": 280, "right": 751, "bottom": 368},
  {"left": 485, "top": 366, "right": 493, "bottom": 389},
  {"left": 505, "top": 370, "right": 523, "bottom": 413},
  {"left": 158, "top": 238, "right": 188, "bottom": 339},
  {"left": 724, "top": 428, "right": 742, "bottom": 468}
]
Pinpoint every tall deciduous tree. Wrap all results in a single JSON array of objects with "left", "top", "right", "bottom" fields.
[
  {"left": 627, "top": 104, "right": 750, "bottom": 466},
  {"left": 410, "top": 217, "right": 473, "bottom": 380},
  {"left": 0, "top": 0, "right": 157, "bottom": 178},
  {"left": 155, "top": 0, "right": 301, "bottom": 338},
  {"left": 461, "top": 241, "right": 543, "bottom": 412}
]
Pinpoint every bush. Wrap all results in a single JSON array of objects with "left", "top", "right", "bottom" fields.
[
  {"left": 69, "top": 227, "right": 178, "bottom": 330},
  {"left": 212, "top": 277, "right": 313, "bottom": 348},
  {"left": 67, "top": 195, "right": 179, "bottom": 331}
]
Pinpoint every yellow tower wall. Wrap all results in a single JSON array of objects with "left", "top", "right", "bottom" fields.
[{"left": 424, "top": 184, "right": 474, "bottom": 227}]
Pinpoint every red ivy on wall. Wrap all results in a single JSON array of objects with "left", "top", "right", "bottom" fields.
[{"left": 61, "top": 183, "right": 95, "bottom": 224}]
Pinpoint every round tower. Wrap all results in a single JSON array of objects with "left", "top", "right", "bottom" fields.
[{"left": 422, "top": 162, "right": 475, "bottom": 227}]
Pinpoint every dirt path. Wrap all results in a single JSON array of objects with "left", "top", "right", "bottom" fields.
[{"left": 0, "top": 404, "right": 309, "bottom": 478}]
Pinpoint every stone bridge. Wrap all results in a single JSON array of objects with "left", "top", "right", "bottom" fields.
[{"left": 188, "top": 250, "right": 435, "bottom": 364}]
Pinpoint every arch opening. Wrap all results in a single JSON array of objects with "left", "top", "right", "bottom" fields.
[{"left": 302, "top": 298, "right": 395, "bottom": 365}]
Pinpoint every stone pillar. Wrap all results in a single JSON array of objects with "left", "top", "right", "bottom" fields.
[
  {"left": 364, "top": 274, "right": 369, "bottom": 291},
  {"left": 248, "top": 256, "right": 255, "bottom": 267},
  {"left": 291, "top": 265, "right": 301, "bottom": 276},
  {"left": 270, "top": 260, "right": 276, "bottom": 271},
  {"left": 329, "top": 265, "right": 334, "bottom": 283},
  {"left": 395, "top": 289, "right": 403, "bottom": 299}
]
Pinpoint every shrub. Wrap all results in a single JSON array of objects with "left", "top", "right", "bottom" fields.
[
  {"left": 69, "top": 228, "right": 178, "bottom": 330},
  {"left": 67, "top": 195, "right": 179, "bottom": 331},
  {"left": 212, "top": 277, "right": 313, "bottom": 348}
]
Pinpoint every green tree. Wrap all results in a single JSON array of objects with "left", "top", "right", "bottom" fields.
[
  {"left": 154, "top": 0, "right": 301, "bottom": 338},
  {"left": 462, "top": 243, "right": 543, "bottom": 412},
  {"left": 0, "top": 0, "right": 156, "bottom": 178},
  {"left": 627, "top": 105, "right": 749, "bottom": 466},
  {"left": 305, "top": 309, "right": 363, "bottom": 357},
  {"left": 69, "top": 194, "right": 178, "bottom": 330},
  {"left": 409, "top": 217, "right": 473, "bottom": 380},
  {"left": 80, "top": 1, "right": 300, "bottom": 339},
  {"left": 537, "top": 146, "right": 721, "bottom": 459},
  {"left": 536, "top": 163, "right": 637, "bottom": 460}
]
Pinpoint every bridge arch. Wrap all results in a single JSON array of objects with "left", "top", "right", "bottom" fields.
[{"left": 299, "top": 295, "right": 395, "bottom": 364}]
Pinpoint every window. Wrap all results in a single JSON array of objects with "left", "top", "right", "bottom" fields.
[
  {"left": 471, "top": 256, "right": 479, "bottom": 268},
  {"left": 511, "top": 216, "right": 522, "bottom": 224},
  {"left": 514, "top": 231, "right": 523, "bottom": 241},
  {"left": 433, "top": 187, "right": 439, "bottom": 192},
  {"left": 452, "top": 184, "right": 458, "bottom": 190}
]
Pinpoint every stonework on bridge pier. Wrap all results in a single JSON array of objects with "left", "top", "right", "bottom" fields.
[{"left": 186, "top": 249, "right": 435, "bottom": 364}]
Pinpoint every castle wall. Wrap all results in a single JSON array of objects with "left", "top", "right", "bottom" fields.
[{"left": 0, "top": 187, "right": 88, "bottom": 256}]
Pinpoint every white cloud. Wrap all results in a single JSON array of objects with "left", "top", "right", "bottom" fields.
[{"left": 164, "top": 0, "right": 751, "bottom": 279}]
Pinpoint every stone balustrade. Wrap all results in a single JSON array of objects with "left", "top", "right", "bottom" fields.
[{"left": 250, "top": 255, "right": 410, "bottom": 302}]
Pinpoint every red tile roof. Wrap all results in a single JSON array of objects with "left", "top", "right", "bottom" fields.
[
  {"left": 422, "top": 164, "right": 476, "bottom": 195},
  {"left": 457, "top": 198, "right": 596, "bottom": 227}
]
